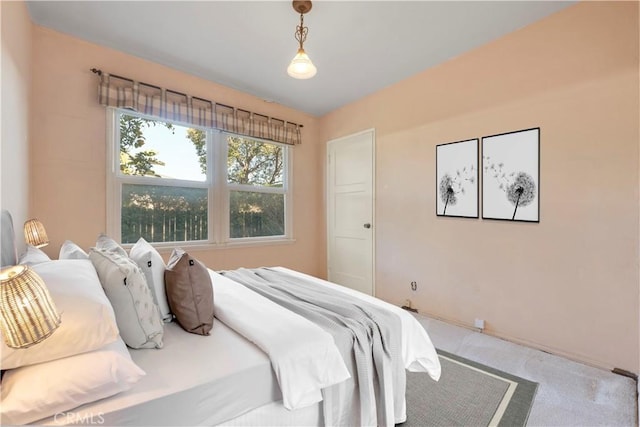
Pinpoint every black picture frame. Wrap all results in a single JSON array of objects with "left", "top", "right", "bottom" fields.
[
  {"left": 436, "top": 138, "right": 479, "bottom": 218},
  {"left": 481, "top": 128, "right": 540, "bottom": 222}
]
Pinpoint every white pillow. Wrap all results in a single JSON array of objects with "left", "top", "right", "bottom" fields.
[
  {"left": 0, "top": 337, "right": 145, "bottom": 425},
  {"left": 96, "top": 233, "right": 128, "bottom": 257},
  {"left": 89, "top": 248, "right": 164, "bottom": 349},
  {"left": 1, "top": 260, "right": 120, "bottom": 370},
  {"left": 130, "top": 237, "right": 172, "bottom": 322},
  {"left": 18, "top": 244, "right": 51, "bottom": 265},
  {"left": 59, "top": 239, "right": 89, "bottom": 260}
]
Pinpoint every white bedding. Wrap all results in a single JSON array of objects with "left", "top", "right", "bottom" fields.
[
  {"left": 31, "top": 266, "right": 440, "bottom": 427},
  {"left": 273, "top": 267, "right": 441, "bottom": 380},
  {"left": 37, "top": 322, "right": 279, "bottom": 426},
  {"left": 210, "top": 270, "right": 351, "bottom": 410}
]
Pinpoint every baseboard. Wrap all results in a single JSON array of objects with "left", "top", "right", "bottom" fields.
[
  {"left": 409, "top": 308, "right": 623, "bottom": 374},
  {"left": 612, "top": 368, "right": 638, "bottom": 380}
]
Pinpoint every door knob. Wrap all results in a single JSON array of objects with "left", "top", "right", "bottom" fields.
[{"left": 363, "top": 223, "right": 371, "bottom": 229}]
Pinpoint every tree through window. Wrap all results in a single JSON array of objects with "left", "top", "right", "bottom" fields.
[{"left": 111, "top": 110, "right": 290, "bottom": 245}]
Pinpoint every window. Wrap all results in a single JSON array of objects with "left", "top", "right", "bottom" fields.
[
  {"left": 227, "top": 136, "right": 286, "bottom": 239},
  {"left": 107, "top": 109, "right": 291, "bottom": 246}
]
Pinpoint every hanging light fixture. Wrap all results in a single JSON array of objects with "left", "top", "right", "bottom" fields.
[{"left": 287, "top": 1, "right": 317, "bottom": 79}]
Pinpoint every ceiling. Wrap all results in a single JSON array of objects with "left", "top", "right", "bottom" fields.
[{"left": 27, "top": 1, "right": 574, "bottom": 117}]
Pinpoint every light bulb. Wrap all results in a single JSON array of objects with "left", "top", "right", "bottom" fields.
[{"left": 287, "top": 48, "right": 317, "bottom": 79}]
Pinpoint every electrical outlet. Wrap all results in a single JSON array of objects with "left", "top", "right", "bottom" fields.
[
  {"left": 410, "top": 281, "right": 417, "bottom": 291},
  {"left": 401, "top": 299, "right": 418, "bottom": 313},
  {"left": 474, "top": 318, "right": 485, "bottom": 330}
]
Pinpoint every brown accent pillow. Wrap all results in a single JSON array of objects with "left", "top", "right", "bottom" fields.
[{"left": 164, "top": 248, "right": 214, "bottom": 335}]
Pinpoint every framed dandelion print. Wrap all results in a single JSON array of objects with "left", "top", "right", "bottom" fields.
[
  {"left": 436, "top": 138, "right": 478, "bottom": 218},
  {"left": 482, "top": 128, "right": 540, "bottom": 222}
]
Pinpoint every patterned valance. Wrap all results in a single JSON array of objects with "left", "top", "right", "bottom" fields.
[{"left": 91, "top": 69, "right": 302, "bottom": 145}]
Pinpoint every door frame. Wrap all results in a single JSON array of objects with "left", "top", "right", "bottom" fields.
[{"left": 326, "top": 128, "right": 376, "bottom": 296}]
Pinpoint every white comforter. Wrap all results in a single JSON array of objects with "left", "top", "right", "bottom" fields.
[
  {"left": 273, "top": 267, "right": 441, "bottom": 380},
  {"left": 210, "top": 271, "right": 351, "bottom": 410},
  {"left": 210, "top": 267, "right": 441, "bottom": 416}
]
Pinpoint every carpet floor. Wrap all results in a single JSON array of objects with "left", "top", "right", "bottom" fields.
[{"left": 400, "top": 350, "right": 538, "bottom": 427}]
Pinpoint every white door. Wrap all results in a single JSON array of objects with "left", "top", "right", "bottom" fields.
[{"left": 327, "top": 129, "right": 375, "bottom": 295}]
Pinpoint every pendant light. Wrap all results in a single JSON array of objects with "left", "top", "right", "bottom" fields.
[{"left": 287, "top": 1, "right": 317, "bottom": 79}]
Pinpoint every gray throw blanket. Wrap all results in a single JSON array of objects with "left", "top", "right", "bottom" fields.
[{"left": 219, "top": 267, "right": 405, "bottom": 427}]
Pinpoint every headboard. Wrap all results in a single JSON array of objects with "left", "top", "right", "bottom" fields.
[{"left": 1, "top": 210, "right": 18, "bottom": 267}]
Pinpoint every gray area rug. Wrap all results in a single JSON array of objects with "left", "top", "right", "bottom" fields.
[{"left": 400, "top": 350, "right": 538, "bottom": 427}]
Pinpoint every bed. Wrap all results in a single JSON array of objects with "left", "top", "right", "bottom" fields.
[{"left": 0, "top": 210, "right": 441, "bottom": 426}]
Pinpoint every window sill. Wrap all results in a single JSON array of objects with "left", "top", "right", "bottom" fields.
[{"left": 121, "top": 238, "right": 297, "bottom": 254}]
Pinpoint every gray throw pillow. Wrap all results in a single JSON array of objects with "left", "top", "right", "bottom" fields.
[
  {"left": 89, "top": 247, "right": 164, "bottom": 349},
  {"left": 96, "top": 234, "right": 128, "bottom": 258}
]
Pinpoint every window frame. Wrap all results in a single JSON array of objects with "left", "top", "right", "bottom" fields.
[{"left": 106, "top": 108, "right": 293, "bottom": 249}]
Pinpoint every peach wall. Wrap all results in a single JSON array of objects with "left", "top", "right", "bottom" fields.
[
  {"left": 29, "top": 26, "right": 325, "bottom": 277},
  {"left": 321, "top": 2, "right": 639, "bottom": 372},
  {"left": 1, "top": 0, "right": 32, "bottom": 254}
]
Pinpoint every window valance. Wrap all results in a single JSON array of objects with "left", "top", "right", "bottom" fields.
[{"left": 91, "top": 68, "right": 302, "bottom": 145}]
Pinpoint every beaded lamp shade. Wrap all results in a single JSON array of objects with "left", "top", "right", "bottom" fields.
[
  {"left": 24, "top": 219, "right": 49, "bottom": 248},
  {"left": 0, "top": 265, "right": 61, "bottom": 349}
]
